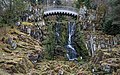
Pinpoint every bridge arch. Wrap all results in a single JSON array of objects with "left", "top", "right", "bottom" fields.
[{"left": 43, "top": 6, "right": 79, "bottom": 17}]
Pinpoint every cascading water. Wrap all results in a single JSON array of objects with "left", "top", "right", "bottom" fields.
[
  {"left": 66, "top": 22, "right": 77, "bottom": 60},
  {"left": 55, "top": 22, "right": 60, "bottom": 44}
]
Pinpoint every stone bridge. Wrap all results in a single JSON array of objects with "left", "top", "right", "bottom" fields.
[{"left": 43, "top": 6, "right": 79, "bottom": 17}]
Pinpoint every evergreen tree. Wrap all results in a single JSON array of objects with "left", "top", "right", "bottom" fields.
[
  {"left": 103, "top": 0, "right": 120, "bottom": 35},
  {"left": 74, "top": 23, "right": 89, "bottom": 60},
  {"left": 0, "top": 0, "right": 27, "bottom": 24},
  {"left": 44, "top": 22, "right": 56, "bottom": 60}
]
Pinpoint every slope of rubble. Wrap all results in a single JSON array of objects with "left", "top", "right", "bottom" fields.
[
  {"left": 0, "top": 26, "right": 88, "bottom": 75},
  {"left": 0, "top": 26, "right": 43, "bottom": 74}
]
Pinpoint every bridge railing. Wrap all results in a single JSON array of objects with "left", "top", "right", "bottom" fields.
[{"left": 43, "top": 6, "right": 79, "bottom": 13}]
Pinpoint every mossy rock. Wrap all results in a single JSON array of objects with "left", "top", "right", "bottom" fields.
[{"left": 1, "top": 57, "right": 34, "bottom": 74}]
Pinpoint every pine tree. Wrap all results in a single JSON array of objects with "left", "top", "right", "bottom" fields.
[
  {"left": 103, "top": 0, "right": 120, "bottom": 35},
  {"left": 0, "top": 0, "right": 27, "bottom": 24},
  {"left": 74, "top": 23, "right": 89, "bottom": 60}
]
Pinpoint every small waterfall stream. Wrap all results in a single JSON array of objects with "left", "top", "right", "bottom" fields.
[
  {"left": 66, "top": 22, "right": 77, "bottom": 60},
  {"left": 55, "top": 22, "right": 60, "bottom": 44}
]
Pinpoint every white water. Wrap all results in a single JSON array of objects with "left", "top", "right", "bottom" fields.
[
  {"left": 55, "top": 22, "right": 60, "bottom": 44},
  {"left": 66, "top": 22, "right": 77, "bottom": 60}
]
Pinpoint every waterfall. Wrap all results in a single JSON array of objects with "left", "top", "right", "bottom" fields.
[
  {"left": 90, "top": 34, "right": 96, "bottom": 56},
  {"left": 55, "top": 22, "right": 60, "bottom": 44},
  {"left": 66, "top": 22, "right": 77, "bottom": 61}
]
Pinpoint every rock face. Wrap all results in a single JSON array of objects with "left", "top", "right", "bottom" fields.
[
  {"left": 0, "top": 26, "right": 44, "bottom": 74},
  {"left": 1, "top": 57, "right": 34, "bottom": 74},
  {"left": 91, "top": 48, "right": 120, "bottom": 74},
  {"left": 34, "top": 61, "right": 91, "bottom": 75}
]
